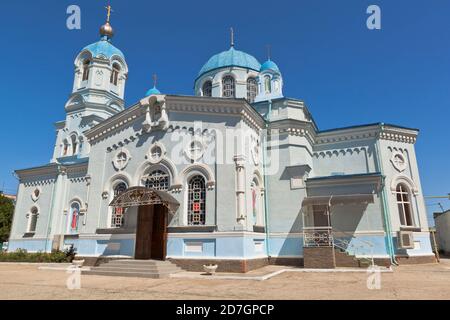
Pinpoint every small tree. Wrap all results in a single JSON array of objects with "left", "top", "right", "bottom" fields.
[{"left": 0, "top": 195, "right": 14, "bottom": 243}]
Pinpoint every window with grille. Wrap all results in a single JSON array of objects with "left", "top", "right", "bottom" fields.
[
  {"left": 247, "top": 77, "right": 258, "bottom": 102},
  {"left": 222, "top": 76, "right": 235, "bottom": 98},
  {"left": 110, "top": 63, "right": 120, "bottom": 86},
  {"left": 202, "top": 81, "right": 212, "bottom": 97},
  {"left": 111, "top": 182, "right": 127, "bottom": 228},
  {"left": 396, "top": 184, "right": 414, "bottom": 226},
  {"left": 188, "top": 176, "right": 206, "bottom": 225},
  {"left": 145, "top": 170, "right": 170, "bottom": 191}
]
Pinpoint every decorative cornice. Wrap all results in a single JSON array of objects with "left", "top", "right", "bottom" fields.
[{"left": 86, "top": 95, "right": 266, "bottom": 144}]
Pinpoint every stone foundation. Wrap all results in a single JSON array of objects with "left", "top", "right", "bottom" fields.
[
  {"left": 169, "top": 258, "right": 270, "bottom": 273},
  {"left": 395, "top": 255, "right": 437, "bottom": 265},
  {"left": 304, "top": 247, "right": 336, "bottom": 269}
]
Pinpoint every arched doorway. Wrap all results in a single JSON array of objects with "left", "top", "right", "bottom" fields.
[{"left": 109, "top": 187, "right": 179, "bottom": 260}]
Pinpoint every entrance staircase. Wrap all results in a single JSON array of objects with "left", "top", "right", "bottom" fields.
[
  {"left": 333, "top": 229, "right": 375, "bottom": 268},
  {"left": 334, "top": 246, "right": 373, "bottom": 268},
  {"left": 83, "top": 259, "right": 183, "bottom": 279}
]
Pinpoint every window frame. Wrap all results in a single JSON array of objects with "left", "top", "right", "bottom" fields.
[
  {"left": 27, "top": 207, "right": 39, "bottom": 234},
  {"left": 396, "top": 183, "right": 415, "bottom": 227},
  {"left": 222, "top": 75, "right": 236, "bottom": 98},
  {"left": 187, "top": 175, "right": 207, "bottom": 226},
  {"left": 110, "top": 181, "right": 128, "bottom": 228},
  {"left": 144, "top": 169, "right": 171, "bottom": 191},
  {"left": 202, "top": 80, "right": 212, "bottom": 97},
  {"left": 247, "top": 77, "right": 258, "bottom": 103},
  {"left": 82, "top": 59, "right": 90, "bottom": 82},
  {"left": 110, "top": 63, "right": 121, "bottom": 86}
]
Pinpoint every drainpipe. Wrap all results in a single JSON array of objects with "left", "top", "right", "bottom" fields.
[
  {"left": 262, "top": 100, "right": 272, "bottom": 258},
  {"left": 45, "top": 166, "right": 60, "bottom": 252},
  {"left": 375, "top": 127, "right": 398, "bottom": 265}
]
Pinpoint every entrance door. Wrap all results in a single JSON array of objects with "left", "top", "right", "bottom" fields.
[{"left": 135, "top": 204, "right": 167, "bottom": 260}]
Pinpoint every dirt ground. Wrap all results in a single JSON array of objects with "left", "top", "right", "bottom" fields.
[{"left": 0, "top": 259, "right": 449, "bottom": 300}]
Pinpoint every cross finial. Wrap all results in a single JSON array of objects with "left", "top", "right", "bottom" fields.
[
  {"left": 230, "top": 27, "right": 235, "bottom": 48},
  {"left": 266, "top": 44, "right": 271, "bottom": 60},
  {"left": 105, "top": 2, "right": 113, "bottom": 23},
  {"left": 152, "top": 74, "right": 158, "bottom": 88}
]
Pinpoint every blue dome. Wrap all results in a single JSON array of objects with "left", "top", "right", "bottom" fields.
[
  {"left": 146, "top": 87, "right": 161, "bottom": 96},
  {"left": 198, "top": 47, "right": 261, "bottom": 77},
  {"left": 83, "top": 37, "right": 125, "bottom": 60},
  {"left": 260, "top": 59, "right": 280, "bottom": 72}
]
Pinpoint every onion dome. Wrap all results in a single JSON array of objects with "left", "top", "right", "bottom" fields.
[
  {"left": 146, "top": 86, "right": 161, "bottom": 96},
  {"left": 260, "top": 59, "right": 280, "bottom": 73},
  {"left": 198, "top": 47, "right": 261, "bottom": 77}
]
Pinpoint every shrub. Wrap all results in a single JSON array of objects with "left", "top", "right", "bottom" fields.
[{"left": 0, "top": 248, "right": 76, "bottom": 263}]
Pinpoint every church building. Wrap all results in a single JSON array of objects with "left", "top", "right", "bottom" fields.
[{"left": 8, "top": 12, "right": 436, "bottom": 271}]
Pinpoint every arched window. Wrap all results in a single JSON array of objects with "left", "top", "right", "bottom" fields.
[
  {"left": 27, "top": 207, "right": 38, "bottom": 233},
  {"left": 71, "top": 135, "right": 78, "bottom": 155},
  {"left": 82, "top": 60, "right": 90, "bottom": 81},
  {"left": 264, "top": 75, "right": 272, "bottom": 93},
  {"left": 69, "top": 202, "right": 80, "bottom": 233},
  {"left": 202, "top": 81, "right": 212, "bottom": 97},
  {"left": 396, "top": 184, "right": 414, "bottom": 226},
  {"left": 111, "top": 182, "right": 127, "bottom": 228},
  {"left": 62, "top": 139, "right": 69, "bottom": 156},
  {"left": 110, "top": 63, "right": 120, "bottom": 86},
  {"left": 187, "top": 175, "right": 206, "bottom": 225},
  {"left": 222, "top": 76, "right": 235, "bottom": 98},
  {"left": 145, "top": 170, "right": 170, "bottom": 191},
  {"left": 247, "top": 77, "right": 258, "bottom": 103}
]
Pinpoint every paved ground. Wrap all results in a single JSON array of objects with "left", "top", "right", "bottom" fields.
[{"left": 0, "top": 259, "right": 450, "bottom": 300}]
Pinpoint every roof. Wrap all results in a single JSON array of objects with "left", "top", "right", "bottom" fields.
[
  {"left": 109, "top": 187, "right": 180, "bottom": 213},
  {"left": 146, "top": 87, "right": 161, "bottom": 96},
  {"left": 318, "top": 122, "right": 419, "bottom": 134},
  {"left": 83, "top": 37, "right": 124, "bottom": 60},
  {"left": 260, "top": 59, "right": 280, "bottom": 72},
  {"left": 198, "top": 47, "right": 261, "bottom": 77}
]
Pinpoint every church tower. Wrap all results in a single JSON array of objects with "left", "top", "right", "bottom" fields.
[
  {"left": 51, "top": 5, "right": 128, "bottom": 162},
  {"left": 254, "top": 58, "right": 283, "bottom": 102}
]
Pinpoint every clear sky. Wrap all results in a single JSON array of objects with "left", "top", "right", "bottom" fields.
[{"left": 0, "top": 0, "right": 449, "bottom": 221}]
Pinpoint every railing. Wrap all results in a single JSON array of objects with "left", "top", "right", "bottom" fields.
[
  {"left": 332, "top": 227, "right": 375, "bottom": 267},
  {"left": 303, "top": 226, "right": 375, "bottom": 266},
  {"left": 303, "top": 227, "right": 333, "bottom": 247}
]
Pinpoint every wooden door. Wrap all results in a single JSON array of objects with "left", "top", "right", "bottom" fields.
[
  {"left": 151, "top": 204, "right": 167, "bottom": 260},
  {"left": 135, "top": 205, "right": 154, "bottom": 259}
]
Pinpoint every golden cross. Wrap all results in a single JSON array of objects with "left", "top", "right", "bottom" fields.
[
  {"left": 153, "top": 74, "right": 158, "bottom": 87},
  {"left": 266, "top": 44, "right": 271, "bottom": 60},
  {"left": 105, "top": 3, "right": 113, "bottom": 22}
]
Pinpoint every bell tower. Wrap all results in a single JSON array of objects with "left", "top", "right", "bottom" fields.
[{"left": 51, "top": 5, "right": 128, "bottom": 163}]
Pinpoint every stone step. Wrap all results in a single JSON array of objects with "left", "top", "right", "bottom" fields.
[
  {"left": 94, "top": 265, "right": 182, "bottom": 272},
  {"left": 105, "top": 261, "right": 180, "bottom": 267},
  {"left": 105, "top": 260, "right": 174, "bottom": 266},
  {"left": 83, "top": 270, "right": 173, "bottom": 279},
  {"left": 84, "top": 259, "right": 182, "bottom": 279}
]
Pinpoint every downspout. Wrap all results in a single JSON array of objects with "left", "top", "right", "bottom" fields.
[
  {"left": 375, "top": 126, "right": 398, "bottom": 265},
  {"left": 45, "top": 166, "right": 60, "bottom": 252},
  {"left": 263, "top": 100, "right": 272, "bottom": 258}
]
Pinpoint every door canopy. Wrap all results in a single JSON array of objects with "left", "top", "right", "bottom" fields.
[{"left": 109, "top": 187, "right": 180, "bottom": 213}]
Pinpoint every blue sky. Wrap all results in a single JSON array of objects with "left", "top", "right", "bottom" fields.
[{"left": 0, "top": 0, "right": 449, "bottom": 220}]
